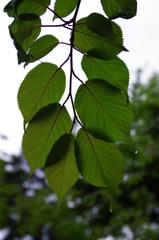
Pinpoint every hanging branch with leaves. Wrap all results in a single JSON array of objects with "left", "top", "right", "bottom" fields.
[{"left": 4, "top": 0, "right": 137, "bottom": 207}]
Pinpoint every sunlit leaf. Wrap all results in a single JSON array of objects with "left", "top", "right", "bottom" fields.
[
  {"left": 82, "top": 56, "right": 129, "bottom": 96},
  {"left": 75, "top": 80, "right": 133, "bottom": 145},
  {"left": 4, "top": 0, "right": 50, "bottom": 18},
  {"left": 101, "top": 0, "right": 137, "bottom": 20},
  {"left": 74, "top": 14, "right": 127, "bottom": 60},
  {"left": 45, "top": 134, "right": 79, "bottom": 207},
  {"left": 22, "top": 104, "right": 72, "bottom": 176},
  {"left": 9, "top": 14, "right": 41, "bottom": 52},
  {"left": 75, "top": 128, "right": 125, "bottom": 190},
  {"left": 53, "top": 0, "right": 78, "bottom": 20},
  {"left": 18, "top": 63, "right": 65, "bottom": 126},
  {"left": 24, "top": 35, "right": 59, "bottom": 66}
]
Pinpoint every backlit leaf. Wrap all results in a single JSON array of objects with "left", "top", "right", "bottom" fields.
[
  {"left": 75, "top": 128, "right": 125, "bottom": 190},
  {"left": 24, "top": 35, "right": 59, "bottom": 66},
  {"left": 87, "top": 13, "right": 115, "bottom": 39},
  {"left": 75, "top": 80, "right": 133, "bottom": 145},
  {"left": 101, "top": 0, "right": 137, "bottom": 20},
  {"left": 74, "top": 14, "right": 127, "bottom": 60},
  {"left": 4, "top": 0, "right": 23, "bottom": 17},
  {"left": 14, "top": 41, "right": 32, "bottom": 64},
  {"left": 53, "top": 0, "right": 78, "bottom": 20},
  {"left": 18, "top": 63, "right": 65, "bottom": 126},
  {"left": 22, "top": 104, "right": 72, "bottom": 176},
  {"left": 45, "top": 134, "right": 79, "bottom": 207},
  {"left": 4, "top": 0, "right": 50, "bottom": 18},
  {"left": 82, "top": 56, "right": 129, "bottom": 96},
  {"left": 9, "top": 14, "right": 41, "bottom": 52}
]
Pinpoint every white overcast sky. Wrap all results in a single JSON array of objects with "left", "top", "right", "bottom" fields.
[{"left": 0, "top": 0, "right": 159, "bottom": 155}]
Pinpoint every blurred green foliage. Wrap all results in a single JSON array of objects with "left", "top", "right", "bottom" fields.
[{"left": 0, "top": 71, "right": 159, "bottom": 239}]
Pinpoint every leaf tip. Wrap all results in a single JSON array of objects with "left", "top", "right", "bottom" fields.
[{"left": 123, "top": 46, "right": 129, "bottom": 52}]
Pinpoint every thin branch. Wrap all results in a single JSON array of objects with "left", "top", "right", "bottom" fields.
[
  {"left": 62, "top": 94, "right": 70, "bottom": 107},
  {"left": 72, "top": 70, "right": 84, "bottom": 84},
  {"left": 34, "top": 0, "right": 69, "bottom": 24},
  {"left": 64, "top": 26, "right": 73, "bottom": 31},
  {"left": 34, "top": 23, "right": 68, "bottom": 28},
  {"left": 75, "top": 116, "right": 84, "bottom": 130},
  {"left": 69, "top": 116, "right": 76, "bottom": 135},
  {"left": 69, "top": 0, "right": 82, "bottom": 93},
  {"left": 75, "top": 22, "right": 88, "bottom": 26},
  {"left": 50, "top": 55, "right": 70, "bottom": 81},
  {"left": 58, "top": 42, "right": 71, "bottom": 47},
  {"left": 70, "top": 0, "right": 82, "bottom": 43},
  {"left": 67, "top": 0, "right": 82, "bottom": 132},
  {"left": 73, "top": 46, "right": 87, "bottom": 56}
]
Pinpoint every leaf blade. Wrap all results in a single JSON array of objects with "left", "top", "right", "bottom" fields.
[
  {"left": 74, "top": 14, "right": 127, "bottom": 60},
  {"left": 4, "top": 0, "right": 51, "bottom": 18},
  {"left": 22, "top": 104, "right": 72, "bottom": 176},
  {"left": 53, "top": 0, "right": 78, "bottom": 20},
  {"left": 75, "top": 80, "right": 133, "bottom": 145},
  {"left": 86, "top": 13, "right": 115, "bottom": 39},
  {"left": 81, "top": 56, "right": 129, "bottom": 96},
  {"left": 9, "top": 14, "right": 41, "bottom": 52},
  {"left": 101, "top": 0, "right": 137, "bottom": 20},
  {"left": 45, "top": 134, "right": 79, "bottom": 206},
  {"left": 18, "top": 63, "right": 65, "bottom": 125},
  {"left": 75, "top": 128, "right": 125, "bottom": 191},
  {"left": 24, "top": 35, "right": 59, "bottom": 66}
]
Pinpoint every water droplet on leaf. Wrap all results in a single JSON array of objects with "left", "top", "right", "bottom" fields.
[{"left": 109, "top": 205, "right": 113, "bottom": 213}]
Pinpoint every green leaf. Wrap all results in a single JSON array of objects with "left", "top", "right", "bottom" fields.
[
  {"left": 45, "top": 134, "right": 79, "bottom": 207},
  {"left": 87, "top": 13, "right": 115, "bottom": 39},
  {"left": 53, "top": 0, "right": 78, "bottom": 20},
  {"left": 81, "top": 56, "right": 129, "bottom": 96},
  {"left": 101, "top": 0, "right": 137, "bottom": 20},
  {"left": 74, "top": 14, "right": 127, "bottom": 60},
  {"left": 22, "top": 103, "right": 72, "bottom": 176},
  {"left": 24, "top": 35, "right": 59, "bottom": 66},
  {"left": 75, "top": 128, "right": 125, "bottom": 190},
  {"left": 18, "top": 63, "right": 66, "bottom": 126},
  {"left": 75, "top": 80, "right": 133, "bottom": 145},
  {"left": 14, "top": 41, "right": 32, "bottom": 64},
  {"left": 9, "top": 14, "right": 41, "bottom": 52},
  {"left": 4, "top": 0, "right": 51, "bottom": 18},
  {"left": 4, "top": 0, "right": 23, "bottom": 17}
]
